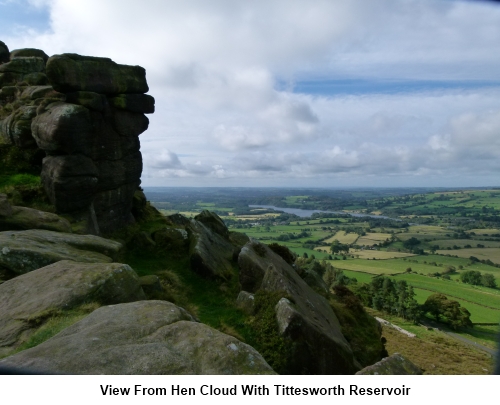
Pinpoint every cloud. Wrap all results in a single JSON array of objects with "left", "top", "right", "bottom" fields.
[
  {"left": 2, "top": 0, "right": 500, "bottom": 186},
  {"left": 147, "top": 149, "right": 183, "bottom": 169}
]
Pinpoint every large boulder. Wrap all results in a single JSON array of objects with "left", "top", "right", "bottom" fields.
[
  {"left": 1, "top": 105, "right": 38, "bottom": 148},
  {"left": 0, "top": 300, "right": 276, "bottom": 375},
  {"left": 355, "top": 353, "right": 422, "bottom": 375},
  {"left": 188, "top": 219, "right": 234, "bottom": 280},
  {"left": 32, "top": 102, "right": 94, "bottom": 156},
  {"left": 153, "top": 227, "right": 189, "bottom": 254},
  {"left": 194, "top": 210, "right": 229, "bottom": 239},
  {"left": 0, "top": 260, "right": 145, "bottom": 354},
  {"left": 0, "top": 229, "right": 122, "bottom": 275},
  {"left": 0, "top": 57, "right": 45, "bottom": 75},
  {"left": 238, "top": 239, "right": 275, "bottom": 292},
  {"left": 238, "top": 240, "right": 359, "bottom": 374},
  {"left": 10, "top": 48, "right": 49, "bottom": 63},
  {"left": 0, "top": 205, "right": 72, "bottom": 233},
  {"left": 45, "top": 54, "right": 149, "bottom": 94}
]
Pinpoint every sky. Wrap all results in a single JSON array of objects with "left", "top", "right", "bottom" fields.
[{"left": 1, "top": 0, "right": 500, "bottom": 188}]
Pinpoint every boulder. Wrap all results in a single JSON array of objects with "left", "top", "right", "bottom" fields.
[
  {"left": 45, "top": 54, "right": 149, "bottom": 94},
  {"left": 355, "top": 353, "right": 422, "bottom": 375},
  {"left": 0, "top": 229, "right": 122, "bottom": 275},
  {"left": 10, "top": 48, "right": 49, "bottom": 63},
  {"left": 238, "top": 240, "right": 359, "bottom": 374},
  {"left": 238, "top": 239, "right": 273, "bottom": 292},
  {"left": 0, "top": 300, "right": 276, "bottom": 375},
  {"left": 1, "top": 105, "right": 38, "bottom": 148},
  {"left": 0, "top": 206, "right": 72, "bottom": 233},
  {"left": 0, "top": 57, "right": 45, "bottom": 74},
  {"left": 139, "top": 275, "right": 162, "bottom": 297},
  {"left": 188, "top": 219, "right": 234, "bottom": 280},
  {"left": 31, "top": 102, "right": 94, "bottom": 156},
  {"left": 0, "top": 260, "right": 145, "bottom": 353},
  {"left": 229, "top": 231, "right": 250, "bottom": 248},
  {"left": 110, "top": 109, "right": 149, "bottom": 138},
  {"left": 153, "top": 227, "right": 188, "bottom": 254},
  {"left": 195, "top": 210, "right": 229, "bottom": 239},
  {"left": 236, "top": 291, "right": 255, "bottom": 315},
  {"left": 165, "top": 213, "right": 191, "bottom": 227}
]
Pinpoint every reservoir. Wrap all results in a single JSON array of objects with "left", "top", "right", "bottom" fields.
[{"left": 248, "top": 205, "right": 395, "bottom": 220}]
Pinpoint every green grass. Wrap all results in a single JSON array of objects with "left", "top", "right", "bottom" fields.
[
  {"left": 123, "top": 249, "right": 259, "bottom": 351},
  {"left": 391, "top": 273, "right": 500, "bottom": 310},
  {"left": 3, "top": 302, "right": 101, "bottom": 359},
  {"left": 437, "top": 248, "right": 500, "bottom": 264},
  {"left": 0, "top": 173, "right": 40, "bottom": 189}
]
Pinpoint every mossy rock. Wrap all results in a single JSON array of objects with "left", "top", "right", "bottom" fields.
[{"left": 0, "top": 300, "right": 276, "bottom": 374}]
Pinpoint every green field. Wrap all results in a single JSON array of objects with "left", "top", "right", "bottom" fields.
[{"left": 437, "top": 248, "right": 500, "bottom": 264}]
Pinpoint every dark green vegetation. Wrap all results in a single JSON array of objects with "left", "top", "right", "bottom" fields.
[{"left": 0, "top": 145, "right": 49, "bottom": 210}]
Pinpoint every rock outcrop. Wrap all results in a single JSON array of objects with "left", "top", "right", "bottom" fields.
[
  {"left": 0, "top": 43, "right": 154, "bottom": 233},
  {"left": 355, "top": 353, "right": 422, "bottom": 375},
  {"left": 0, "top": 229, "right": 122, "bottom": 276},
  {"left": 238, "top": 239, "right": 359, "bottom": 374},
  {"left": 0, "top": 300, "right": 276, "bottom": 374},
  {"left": 0, "top": 260, "right": 145, "bottom": 355},
  {"left": 188, "top": 218, "right": 235, "bottom": 280}
]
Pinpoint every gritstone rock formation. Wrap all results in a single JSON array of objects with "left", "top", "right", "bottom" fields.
[
  {"left": 0, "top": 41, "right": 154, "bottom": 233},
  {"left": 0, "top": 300, "right": 276, "bottom": 374}
]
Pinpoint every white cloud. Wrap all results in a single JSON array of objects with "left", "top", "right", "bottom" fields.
[{"left": 2, "top": 0, "right": 500, "bottom": 186}]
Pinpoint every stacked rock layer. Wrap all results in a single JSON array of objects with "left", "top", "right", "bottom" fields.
[{"left": 0, "top": 41, "right": 154, "bottom": 233}]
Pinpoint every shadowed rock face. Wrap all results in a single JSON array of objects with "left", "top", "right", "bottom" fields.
[
  {"left": 0, "top": 44, "right": 154, "bottom": 234},
  {"left": 0, "top": 300, "right": 276, "bottom": 375},
  {"left": 238, "top": 239, "right": 360, "bottom": 374}
]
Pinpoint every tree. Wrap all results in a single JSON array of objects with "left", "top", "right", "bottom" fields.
[
  {"left": 423, "top": 293, "right": 472, "bottom": 329},
  {"left": 481, "top": 273, "right": 497, "bottom": 289},
  {"left": 403, "top": 237, "right": 420, "bottom": 250},
  {"left": 330, "top": 240, "right": 349, "bottom": 255},
  {"left": 460, "top": 270, "right": 482, "bottom": 285}
]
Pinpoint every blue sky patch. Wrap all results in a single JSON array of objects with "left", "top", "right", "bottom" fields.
[
  {"left": 0, "top": 1, "right": 50, "bottom": 37},
  {"left": 276, "top": 79, "right": 500, "bottom": 96}
]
